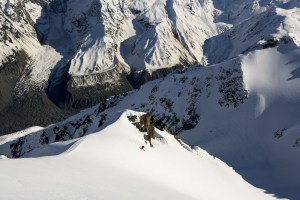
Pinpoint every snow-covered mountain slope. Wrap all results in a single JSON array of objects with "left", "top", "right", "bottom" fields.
[
  {"left": 205, "top": 6, "right": 300, "bottom": 64},
  {"left": 0, "top": 0, "right": 219, "bottom": 135},
  {"left": 0, "top": 110, "right": 277, "bottom": 200},
  {"left": 1, "top": 41, "right": 300, "bottom": 199},
  {"left": 212, "top": 0, "right": 300, "bottom": 25},
  {"left": 32, "top": 0, "right": 217, "bottom": 105},
  {"left": 26, "top": 0, "right": 217, "bottom": 87},
  {"left": 0, "top": 0, "right": 40, "bottom": 63}
]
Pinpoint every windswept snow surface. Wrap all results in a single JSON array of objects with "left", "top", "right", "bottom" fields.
[
  {"left": 0, "top": 111, "right": 277, "bottom": 200},
  {"left": 0, "top": 126, "right": 43, "bottom": 146}
]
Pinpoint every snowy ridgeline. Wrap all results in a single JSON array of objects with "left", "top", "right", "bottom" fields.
[
  {"left": 0, "top": 110, "right": 278, "bottom": 200},
  {"left": 1, "top": 43, "right": 300, "bottom": 198},
  {"left": 205, "top": 6, "right": 300, "bottom": 64},
  {"left": 0, "top": 58, "right": 249, "bottom": 158}
]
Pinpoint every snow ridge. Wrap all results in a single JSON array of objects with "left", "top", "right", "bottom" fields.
[{"left": 0, "top": 110, "right": 277, "bottom": 200}]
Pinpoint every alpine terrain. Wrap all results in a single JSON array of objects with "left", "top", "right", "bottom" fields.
[{"left": 0, "top": 0, "right": 300, "bottom": 199}]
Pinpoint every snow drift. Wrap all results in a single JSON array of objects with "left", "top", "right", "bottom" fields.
[{"left": 0, "top": 111, "right": 277, "bottom": 200}]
